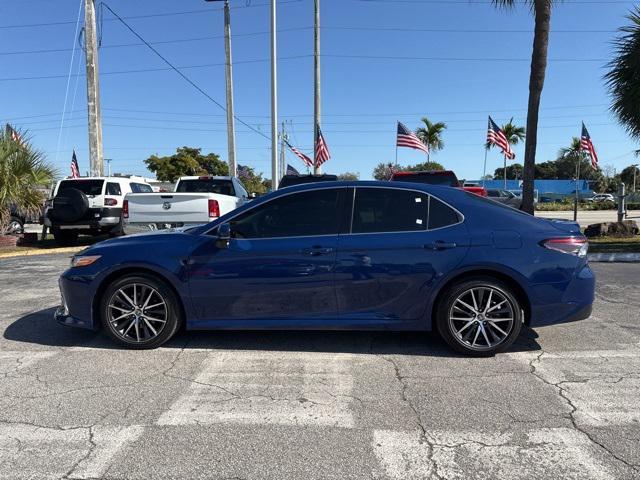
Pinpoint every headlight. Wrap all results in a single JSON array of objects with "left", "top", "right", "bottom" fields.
[{"left": 70, "top": 255, "right": 102, "bottom": 268}]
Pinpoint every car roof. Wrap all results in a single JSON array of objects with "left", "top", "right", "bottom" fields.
[{"left": 178, "top": 176, "right": 233, "bottom": 180}]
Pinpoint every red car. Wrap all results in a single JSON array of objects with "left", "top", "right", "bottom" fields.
[{"left": 390, "top": 170, "right": 488, "bottom": 197}]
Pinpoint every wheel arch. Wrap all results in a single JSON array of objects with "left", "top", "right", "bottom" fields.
[
  {"left": 92, "top": 266, "right": 187, "bottom": 329},
  {"left": 429, "top": 267, "right": 532, "bottom": 328}
]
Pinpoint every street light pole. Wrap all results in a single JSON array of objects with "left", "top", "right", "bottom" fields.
[
  {"left": 632, "top": 164, "right": 638, "bottom": 193},
  {"left": 313, "top": 0, "right": 321, "bottom": 174},
  {"left": 270, "top": 0, "right": 278, "bottom": 189},
  {"left": 206, "top": 0, "right": 236, "bottom": 177}
]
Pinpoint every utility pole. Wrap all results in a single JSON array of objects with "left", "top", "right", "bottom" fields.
[
  {"left": 270, "top": 0, "right": 278, "bottom": 189},
  {"left": 313, "top": 0, "right": 321, "bottom": 174},
  {"left": 84, "top": 0, "right": 104, "bottom": 177},
  {"left": 205, "top": 0, "right": 236, "bottom": 176},
  {"left": 105, "top": 158, "right": 112, "bottom": 177},
  {"left": 632, "top": 164, "right": 638, "bottom": 193}
]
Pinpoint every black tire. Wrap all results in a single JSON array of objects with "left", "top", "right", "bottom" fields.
[
  {"left": 52, "top": 228, "right": 79, "bottom": 246},
  {"left": 100, "top": 274, "right": 182, "bottom": 349},
  {"left": 5, "top": 216, "right": 24, "bottom": 235},
  {"left": 435, "top": 276, "right": 522, "bottom": 357},
  {"left": 51, "top": 188, "right": 89, "bottom": 223}
]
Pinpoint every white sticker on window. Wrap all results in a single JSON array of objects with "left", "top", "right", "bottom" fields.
[
  {"left": 416, "top": 219, "right": 423, "bottom": 225},
  {"left": 414, "top": 197, "right": 422, "bottom": 203}
]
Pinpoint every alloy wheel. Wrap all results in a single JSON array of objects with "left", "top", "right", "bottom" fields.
[
  {"left": 448, "top": 286, "right": 515, "bottom": 351},
  {"left": 107, "top": 283, "right": 167, "bottom": 343},
  {"left": 6, "top": 220, "right": 23, "bottom": 235}
]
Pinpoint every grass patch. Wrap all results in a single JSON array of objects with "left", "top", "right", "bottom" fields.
[{"left": 588, "top": 235, "right": 640, "bottom": 253}]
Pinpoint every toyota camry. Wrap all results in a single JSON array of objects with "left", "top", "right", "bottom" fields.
[{"left": 55, "top": 181, "right": 595, "bottom": 356}]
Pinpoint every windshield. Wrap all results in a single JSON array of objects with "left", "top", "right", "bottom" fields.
[
  {"left": 176, "top": 179, "right": 235, "bottom": 196},
  {"left": 58, "top": 180, "right": 104, "bottom": 196}
]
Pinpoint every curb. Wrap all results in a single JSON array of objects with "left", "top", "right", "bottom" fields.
[
  {"left": 0, "top": 246, "right": 84, "bottom": 259},
  {"left": 588, "top": 252, "right": 640, "bottom": 263}
]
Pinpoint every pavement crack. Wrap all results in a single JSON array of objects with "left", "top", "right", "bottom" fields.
[{"left": 528, "top": 351, "right": 640, "bottom": 473}]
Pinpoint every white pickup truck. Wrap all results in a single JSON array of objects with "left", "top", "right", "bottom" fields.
[{"left": 123, "top": 176, "right": 249, "bottom": 232}]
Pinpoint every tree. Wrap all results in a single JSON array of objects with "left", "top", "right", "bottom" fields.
[
  {"left": 144, "top": 147, "right": 227, "bottom": 182},
  {"left": 406, "top": 161, "right": 444, "bottom": 172},
  {"left": 0, "top": 128, "right": 55, "bottom": 231},
  {"left": 337, "top": 172, "right": 359, "bottom": 181},
  {"left": 534, "top": 160, "right": 558, "bottom": 179},
  {"left": 619, "top": 164, "right": 640, "bottom": 191},
  {"left": 492, "top": 0, "right": 553, "bottom": 214},
  {"left": 606, "top": 8, "right": 640, "bottom": 141},
  {"left": 486, "top": 118, "right": 526, "bottom": 187},
  {"left": 237, "top": 165, "right": 268, "bottom": 195},
  {"left": 373, "top": 162, "right": 398, "bottom": 180},
  {"left": 556, "top": 138, "right": 607, "bottom": 192},
  {"left": 494, "top": 163, "right": 524, "bottom": 180},
  {"left": 415, "top": 117, "right": 447, "bottom": 161}
]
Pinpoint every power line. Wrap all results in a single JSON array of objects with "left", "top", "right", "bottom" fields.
[
  {"left": 98, "top": 3, "right": 272, "bottom": 142},
  {"left": 0, "top": 0, "right": 303, "bottom": 30}
]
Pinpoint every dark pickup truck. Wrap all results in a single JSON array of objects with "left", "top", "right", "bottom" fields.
[{"left": 390, "top": 170, "right": 488, "bottom": 197}]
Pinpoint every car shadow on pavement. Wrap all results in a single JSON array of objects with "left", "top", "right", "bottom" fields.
[{"left": 5, "top": 307, "right": 542, "bottom": 357}]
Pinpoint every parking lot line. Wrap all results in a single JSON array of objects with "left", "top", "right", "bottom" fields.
[
  {"left": 373, "top": 428, "right": 615, "bottom": 480},
  {"left": 157, "top": 351, "right": 356, "bottom": 428}
]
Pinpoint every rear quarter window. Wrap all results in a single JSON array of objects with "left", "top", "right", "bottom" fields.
[
  {"left": 428, "top": 196, "right": 461, "bottom": 229},
  {"left": 130, "top": 183, "right": 153, "bottom": 193}
]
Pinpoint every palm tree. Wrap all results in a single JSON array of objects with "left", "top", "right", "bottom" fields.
[
  {"left": 0, "top": 128, "right": 55, "bottom": 233},
  {"left": 415, "top": 117, "right": 447, "bottom": 162},
  {"left": 486, "top": 118, "right": 526, "bottom": 188},
  {"left": 492, "top": 0, "right": 553, "bottom": 214},
  {"left": 606, "top": 8, "right": 640, "bottom": 140}
]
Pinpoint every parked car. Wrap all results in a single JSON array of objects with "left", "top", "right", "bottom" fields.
[
  {"left": 45, "top": 177, "right": 153, "bottom": 246},
  {"left": 390, "top": 170, "right": 488, "bottom": 197},
  {"left": 587, "top": 193, "right": 615, "bottom": 203},
  {"left": 123, "top": 176, "right": 248, "bottom": 232},
  {"left": 56, "top": 181, "right": 594, "bottom": 356},
  {"left": 486, "top": 189, "right": 523, "bottom": 209},
  {"left": 278, "top": 174, "right": 338, "bottom": 189}
]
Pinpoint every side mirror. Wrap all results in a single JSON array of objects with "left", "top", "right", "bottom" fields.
[
  {"left": 249, "top": 192, "right": 257, "bottom": 199},
  {"left": 216, "top": 223, "right": 231, "bottom": 249}
]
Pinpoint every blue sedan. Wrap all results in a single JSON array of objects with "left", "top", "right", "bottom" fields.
[{"left": 56, "top": 181, "right": 595, "bottom": 356}]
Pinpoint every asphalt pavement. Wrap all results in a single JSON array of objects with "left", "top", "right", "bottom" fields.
[{"left": 0, "top": 254, "right": 638, "bottom": 479}]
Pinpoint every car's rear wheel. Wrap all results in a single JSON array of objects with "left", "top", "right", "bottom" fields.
[
  {"left": 100, "top": 274, "right": 181, "bottom": 349},
  {"left": 6, "top": 216, "right": 24, "bottom": 235},
  {"left": 436, "top": 277, "right": 522, "bottom": 356}
]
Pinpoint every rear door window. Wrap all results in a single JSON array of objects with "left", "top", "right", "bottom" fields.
[{"left": 352, "top": 188, "right": 428, "bottom": 234}]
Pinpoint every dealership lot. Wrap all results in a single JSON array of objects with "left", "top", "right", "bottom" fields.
[{"left": 0, "top": 254, "right": 638, "bottom": 479}]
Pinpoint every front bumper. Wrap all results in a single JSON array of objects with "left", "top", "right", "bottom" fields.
[{"left": 56, "top": 272, "right": 99, "bottom": 330}]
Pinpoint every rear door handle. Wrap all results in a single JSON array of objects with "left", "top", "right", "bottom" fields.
[
  {"left": 424, "top": 241, "right": 457, "bottom": 250},
  {"left": 301, "top": 246, "right": 334, "bottom": 256}
]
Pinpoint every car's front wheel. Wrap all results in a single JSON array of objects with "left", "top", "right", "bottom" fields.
[
  {"left": 100, "top": 274, "right": 181, "bottom": 349},
  {"left": 436, "top": 277, "right": 522, "bottom": 356}
]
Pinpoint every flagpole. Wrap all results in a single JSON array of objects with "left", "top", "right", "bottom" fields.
[
  {"left": 482, "top": 147, "right": 488, "bottom": 188},
  {"left": 503, "top": 153, "right": 507, "bottom": 190}
]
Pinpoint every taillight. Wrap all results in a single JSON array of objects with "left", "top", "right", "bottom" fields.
[
  {"left": 208, "top": 199, "right": 220, "bottom": 218},
  {"left": 104, "top": 197, "right": 117, "bottom": 206},
  {"left": 541, "top": 237, "right": 588, "bottom": 257},
  {"left": 123, "top": 200, "right": 129, "bottom": 219}
]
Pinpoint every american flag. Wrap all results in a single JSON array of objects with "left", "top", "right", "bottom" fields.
[
  {"left": 6, "top": 124, "right": 25, "bottom": 147},
  {"left": 237, "top": 164, "right": 251, "bottom": 179},
  {"left": 314, "top": 125, "right": 330, "bottom": 167},
  {"left": 396, "top": 122, "right": 429, "bottom": 155},
  {"left": 580, "top": 122, "right": 599, "bottom": 170},
  {"left": 487, "top": 116, "right": 515, "bottom": 160},
  {"left": 286, "top": 164, "right": 300, "bottom": 176},
  {"left": 70, "top": 150, "right": 80, "bottom": 178},
  {"left": 285, "top": 140, "right": 313, "bottom": 168}
]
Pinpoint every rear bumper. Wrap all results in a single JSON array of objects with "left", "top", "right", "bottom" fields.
[
  {"left": 48, "top": 208, "right": 121, "bottom": 230},
  {"left": 528, "top": 264, "right": 595, "bottom": 327}
]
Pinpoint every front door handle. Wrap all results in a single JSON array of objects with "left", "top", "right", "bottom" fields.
[
  {"left": 424, "top": 241, "right": 457, "bottom": 250},
  {"left": 301, "top": 246, "right": 334, "bottom": 256}
]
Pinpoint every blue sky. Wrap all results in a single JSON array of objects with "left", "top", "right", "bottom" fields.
[{"left": 1, "top": 0, "right": 638, "bottom": 181}]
